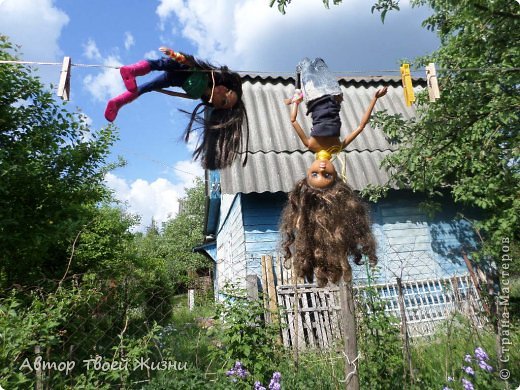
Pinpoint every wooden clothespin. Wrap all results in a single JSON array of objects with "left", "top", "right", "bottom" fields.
[
  {"left": 425, "top": 63, "right": 440, "bottom": 102},
  {"left": 57, "top": 56, "right": 71, "bottom": 101},
  {"left": 400, "top": 63, "right": 415, "bottom": 107}
]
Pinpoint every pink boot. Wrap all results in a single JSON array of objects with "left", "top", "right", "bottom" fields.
[
  {"left": 104, "top": 91, "right": 138, "bottom": 122},
  {"left": 120, "top": 60, "right": 151, "bottom": 92}
]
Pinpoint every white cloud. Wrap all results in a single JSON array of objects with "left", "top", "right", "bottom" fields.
[
  {"left": 0, "top": 0, "right": 69, "bottom": 60},
  {"left": 155, "top": 0, "right": 438, "bottom": 72},
  {"left": 83, "top": 54, "right": 124, "bottom": 102},
  {"left": 172, "top": 160, "right": 204, "bottom": 185},
  {"left": 0, "top": 0, "right": 69, "bottom": 84},
  {"left": 104, "top": 159, "right": 203, "bottom": 231},
  {"left": 124, "top": 32, "right": 135, "bottom": 50},
  {"left": 83, "top": 38, "right": 102, "bottom": 60}
]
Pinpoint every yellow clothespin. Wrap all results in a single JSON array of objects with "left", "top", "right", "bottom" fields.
[
  {"left": 425, "top": 63, "right": 440, "bottom": 102},
  {"left": 400, "top": 63, "right": 415, "bottom": 107},
  {"left": 57, "top": 56, "right": 71, "bottom": 101}
]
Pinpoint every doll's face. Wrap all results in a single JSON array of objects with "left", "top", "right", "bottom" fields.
[
  {"left": 307, "top": 159, "right": 337, "bottom": 189},
  {"left": 211, "top": 85, "right": 238, "bottom": 110}
]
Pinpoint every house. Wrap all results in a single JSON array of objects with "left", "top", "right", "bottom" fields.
[{"left": 195, "top": 73, "right": 478, "bottom": 301}]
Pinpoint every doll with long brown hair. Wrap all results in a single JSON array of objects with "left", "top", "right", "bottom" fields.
[
  {"left": 280, "top": 58, "right": 386, "bottom": 286},
  {"left": 279, "top": 178, "right": 378, "bottom": 286},
  {"left": 104, "top": 47, "right": 249, "bottom": 170}
]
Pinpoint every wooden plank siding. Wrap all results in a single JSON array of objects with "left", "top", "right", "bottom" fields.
[
  {"left": 215, "top": 194, "right": 247, "bottom": 297},
  {"left": 214, "top": 190, "right": 477, "bottom": 294},
  {"left": 242, "top": 193, "right": 286, "bottom": 280},
  {"left": 353, "top": 192, "right": 478, "bottom": 285}
]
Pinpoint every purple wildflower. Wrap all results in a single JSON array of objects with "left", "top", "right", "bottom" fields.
[
  {"left": 462, "top": 378, "right": 474, "bottom": 390},
  {"left": 226, "top": 361, "right": 249, "bottom": 381},
  {"left": 236, "top": 367, "right": 249, "bottom": 379},
  {"left": 269, "top": 371, "right": 282, "bottom": 389},
  {"left": 464, "top": 354, "right": 472, "bottom": 363},
  {"left": 463, "top": 366, "right": 475, "bottom": 376},
  {"left": 254, "top": 381, "right": 267, "bottom": 390},
  {"left": 478, "top": 360, "right": 493, "bottom": 372},
  {"left": 474, "top": 347, "right": 489, "bottom": 362}
]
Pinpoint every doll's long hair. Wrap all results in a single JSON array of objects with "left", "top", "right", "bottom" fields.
[
  {"left": 279, "top": 178, "right": 377, "bottom": 286},
  {"left": 181, "top": 54, "right": 249, "bottom": 170}
]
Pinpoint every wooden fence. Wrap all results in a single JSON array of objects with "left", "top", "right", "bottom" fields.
[{"left": 256, "top": 255, "right": 485, "bottom": 350}]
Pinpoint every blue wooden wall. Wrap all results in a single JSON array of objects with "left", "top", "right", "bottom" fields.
[
  {"left": 241, "top": 192, "right": 287, "bottom": 280},
  {"left": 353, "top": 191, "right": 478, "bottom": 285},
  {"left": 214, "top": 190, "right": 478, "bottom": 290}
]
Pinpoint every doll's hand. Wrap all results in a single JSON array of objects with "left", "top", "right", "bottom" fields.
[
  {"left": 159, "top": 46, "right": 172, "bottom": 56},
  {"left": 159, "top": 46, "right": 189, "bottom": 65},
  {"left": 284, "top": 89, "right": 303, "bottom": 105},
  {"left": 375, "top": 86, "right": 388, "bottom": 99}
]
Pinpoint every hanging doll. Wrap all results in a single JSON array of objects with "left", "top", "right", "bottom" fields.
[
  {"left": 280, "top": 58, "right": 387, "bottom": 286},
  {"left": 104, "top": 47, "right": 249, "bottom": 170},
  {"left": 279, "top": 178, "right": 378, "bottom": 286},
  {"left": 287, "top": 57, "right": 387, "bottom": 183}
]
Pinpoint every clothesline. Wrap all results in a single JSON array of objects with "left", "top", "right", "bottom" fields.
[{"left": 1, "top": 59, "right": 519, "bottom": 75}]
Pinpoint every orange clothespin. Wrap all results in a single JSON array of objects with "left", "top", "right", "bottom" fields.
[
  {"left": 57, "top": 56, "right": 71, "bottom": 101},
  {"left": 425, "top": 63, "right": 440, "bottom": 102},
  {"left": 400, "top": 63, "right": 415, "bottom": 107}
]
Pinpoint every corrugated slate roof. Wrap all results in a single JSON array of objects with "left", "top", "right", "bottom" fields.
[{"left": 220, "top": 74, "right": 422, "bottom": 194}]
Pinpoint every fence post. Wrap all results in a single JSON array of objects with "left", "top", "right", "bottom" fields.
[
  {"left": 338, "top": 279, "right": 360, "bottom": 390},
  {"left": 35, "top": 345, "right": 43, "bottom": 390},
  {"left": 292, "top": 273, "right": 300, "bottom": 368},
  {"left": 265, "top": 256, "right": 279, "bottom": 325},
  {"left": 396, "top": 277, "right": 414, "bottom": 385},
  {"left": 188, "top": 289, "right": 195, "bottom": 311},
  {"left": 462, "top": 251, "right": 489, "bottom": 314},
  {"left": 246, "top": 274, "right": 259, "bottom": 300}
]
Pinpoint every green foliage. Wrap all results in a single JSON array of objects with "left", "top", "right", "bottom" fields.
[
  {"left": 272, "top": 352, "right": 344, "bottom": 389},
  {"left": 269, "top": 0, "right": 342, "bottom": 14},
  {"left": 154, "top": 177, "right": 210, "bottom": 290},
  {"left": 411, "top": 314, "right": 519, "bottom": 389},
  {"left": 373, "top": 0, "right": 520, "bottom": 261},
  {"left": 0, "top": 283, "right": 171, "bottom": 389},
  {"left": 209, "top": 285, "right": 280, "bottom": 384},
  {"left": 70, "top": 205, "right": 139, "bottom": 276},
  {"left": 357, "top": 276, "right": 404, "bottom": 389},
  {"left": 269, "top": 0, "right": 400, "bottom": 19},
  {"left": 371, "top": 0, "right": 400, "bottom": 23},
  {"left": 0, "top": 286, "right": 100, "bottom": 388},
  {"left": 0, "top": 35, "right": 119, "bottom": 286}
]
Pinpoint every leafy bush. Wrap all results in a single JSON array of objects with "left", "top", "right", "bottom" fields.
[{"left": 208, "top": 284, "right": 280, "bottom": 385}]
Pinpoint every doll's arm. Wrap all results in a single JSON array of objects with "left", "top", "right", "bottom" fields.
[
  {"left": 290, "top": 100, "right": 310, "bottom": 147},
  {"left": 159, "top": 46, "right": 194, "bottom": 67},
  {"left": 341, "top": 86, "right": 388, "bottom": 149}
]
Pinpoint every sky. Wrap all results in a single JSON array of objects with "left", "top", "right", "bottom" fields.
[{"left": 0, "top": 0, "right": 439, "bottom": 231}]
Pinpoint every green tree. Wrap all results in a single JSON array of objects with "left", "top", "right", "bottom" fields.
[
  {"left": 370, "top": 0, "right": 519, "bottom": 260},
  {"left": 70, "top": 205, "right": 139, "bottom": 277},
  {"left": 161, "top": 177, "right": 210, "bottom": 290},
  {"left": 0, "top": 36, "right": 118, "bottom": 286},
  {"left": 270, "top": 0, "right": 400, "bottom": 21}
]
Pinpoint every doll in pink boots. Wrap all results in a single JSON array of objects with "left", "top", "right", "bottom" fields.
[{"left": 104, "top": 47, "right": 249, "bottom": 170}]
